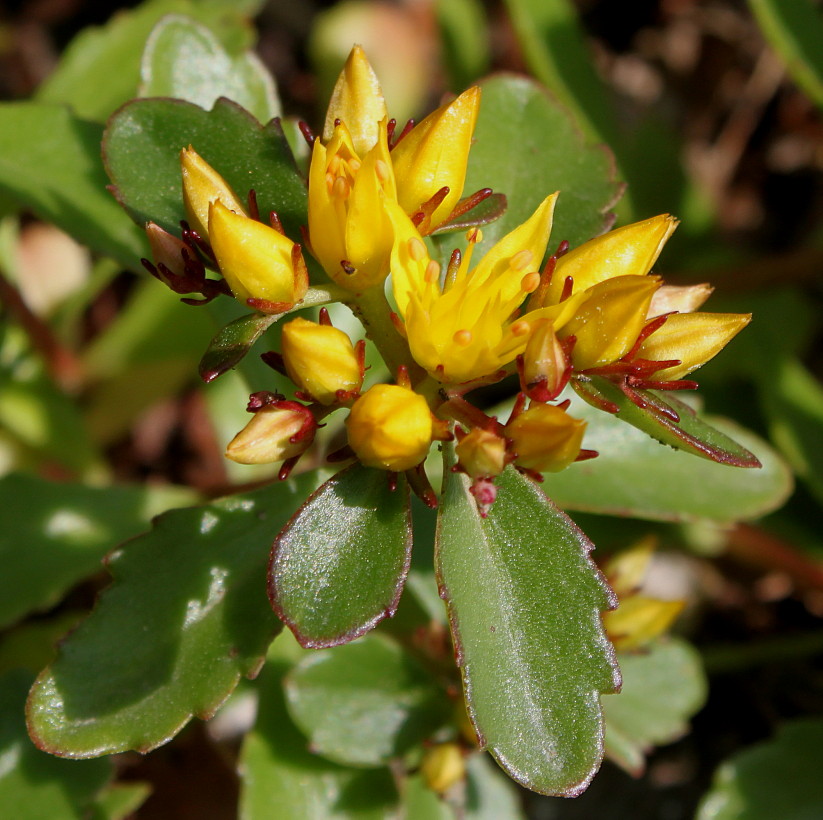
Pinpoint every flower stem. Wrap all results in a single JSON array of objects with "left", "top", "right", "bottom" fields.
[{"left": 347, "top": 286, "right": 425, "bottom": 383}]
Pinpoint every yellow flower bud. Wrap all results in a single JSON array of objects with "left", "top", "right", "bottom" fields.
[
  {"left": 603, "top": 537, "right": 657, "bottom": 597},
  {"left": 323, "top": 45, "right": 388, "bottom": 157},
  {"left": 521, "top": 319, "right": 569, "bottom": 401},
  {"left": 455, "top": 428, "right": 507, "bottom": 480},
  {"left": 420, "top": 743, "right": 466, "bottom": 794},
  {"left": 391, "top": 86, "right": 480, "bottom": 232},
  {"left": 560, "top": 275, "right": 661, "bottom": 370},
  {"left": 545, "top": 214, "right": 678, "bottom": 305},
  {"left": 636, "top": 311, "right": 751, "bottom": 380},
  {"left": 505, "top": 403, "right": 586, "bottom": 473},
  {"left": 225, "top": 402, "right": 315, "bottom": 465},
  {"left": 603, "top": 595, "right": 685, "bottom": 651},
  {"left": 648, "top": 283, "right": 713, "bottom": 317},
  {"left": 180, "top": 147, "right": 246, "bottom": 240},
  {"left": 209, "top": 200, "right": 308, "bottom": 308},
  {"left": 346, "top": 384, "right": 433, "bottom": 471},
  {"left": 281, "top": 317, "right": 363, "bottom": 405},
  {"left": 308, "top": 119, "right": 396, "bottom": 292}
]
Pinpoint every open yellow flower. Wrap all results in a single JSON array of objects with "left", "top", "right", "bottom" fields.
[
  {"left": 388, "top": 194, "right": 584, "bottom": 384},
  {"left": 308, "top": 119, "right": 397, "bottom": 292}
]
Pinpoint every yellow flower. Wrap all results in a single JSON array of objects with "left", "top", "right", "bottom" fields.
[
  {"left": 180, "top": 147, "right": 247, "bottom": 240},
  {"left": 209, "top": 200, "right": 308, "bottom": 310},
  {"left": 505, "top": 403, "right": 586, "bottom": 473},
  {"left": 388, "top": 194, "right": 583, "bottom": 384},
  {"left": 455, "top": 427, "right": 507, "bottom": 480},
  {"left": 543, "top": 214, "right": 678, "bottom": 306},
  {"left": 559, "top": 275, "right": 661, "bottom": 371},
  {"left": 635, "top": 311, "right": 751, "bottom": 380},
  {"left": 420, "top": 743, "right": 466, "bottom": 794},
  {"left": 346, "top": 384, "right": 433, "bottom": 471},
  {"left": 323, "top": 44, "right": 388, "bottom": 157},
  {"left": 281, "top": 316, "right": 363, "bottom": 405},
  {"left": 226, "top": 402, "right": 316, "bottom": 465},
  {"left": 308, "top": 119, "right": 397, "bottom": 292},
  {"left": 390, "top": 86, "right": 481, "bottom": 233}
]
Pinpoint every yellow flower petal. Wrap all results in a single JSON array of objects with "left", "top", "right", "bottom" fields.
[
  {"left": 180, "top": 147, "right": 246, "bottom": 240},
  {"left": 638, "top": 311, "right": 752, "bottom": 380},
  {"left": 506, "top": 403, "right": 586, "bottom": 473},
  {"left": 603, "top": 596, "right": 685, "bottom": 651},
  {"left": 546, "top": 214, "right": 678, "bottom": 305},
  {"left": 648, "top": 283, "right": 713, "bottom": 317},
  {"left": 323, "top": 45, "right": 388, "bottom": 156},
  {"left": 391, "top": 86, "right": 480, "bottom": 230},
  {"left": 226, "top": 404, "right": 314, "bottom": 465},
  {"left": 209, "top": 201, "right": 303, "bottom": 305}
]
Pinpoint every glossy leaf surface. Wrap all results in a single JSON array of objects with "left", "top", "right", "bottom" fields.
[
  {"left": 239, "top": 657, "right": 398, "bottom": 820},
  {"left": 0, "top": 473, "right": 194, "bottom": 629},
  {"left": 697, "top": 718, "right": 823, "bottom": 820},
  {"left": 573, "top": 376, "right": 761, "bottom": 468},
  {"left": 104, "top": 97, "right": 307, "bottom": 239},
  {"left": 0, "top": 671, "right": 112, "bottom": 819},
  {"left": 285, "top": 634, "right": 449, "bottom": 766},
  {"left": 199, "top": 312, "right": 280, "bottom": 383},
  {"left": 35, "top": 0, "right": 262, "bottom": 122},
  {"left": 140, "top": 15, "right": 281, "bottom": 123},
  {"left": 437, "top": 459, "right": 620, "bottom": 796},
  {"left": 541, "top": 389, "right": 792, "bottom": 523},
  {"left": 603, "top": 639, "right": 707, "bottom": 775},
  {"left": 0, "top": 104, "right": 148, "bottom": 268},
  {"left": 27, "top": 475, "right": 317, "bottom": 757},
  {"left": 460, "top": 73, "right": 622, "bottom": 255},
  {"left": 269, "top": 465, "right": 412, "bottom": 648}
]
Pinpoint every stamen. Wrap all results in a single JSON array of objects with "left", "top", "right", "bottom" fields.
[
  {"left": 520, "top": 272, "right": 540, "bottom": 293},
  {"left": 408, "top": 237, "right": 427, "bottom": 262},
  {"left": 444, "top": 249, "right": 462, "bottom": 292},
  {"left": 560, "top": 275, "right": 574, "bottom": 302},
  {"left": 453, "top": 329, "right": 473, "bottom": 346},
  {"left": 510, "top": 320, "right": 530, "bottom": 337},
  {"left": 348, "top": 158, "right": 361, "bottom": 173},
  {"left": 332, "top": 176, "right": 350, "bottom": 199},
  {"left": 328, "top": 155, "right": 341, "bottom": 175},
  {"left": 424, "top": 260, "right": 441, "bottom": 283},
  {"left": 510, "top": 249, "right": 533, "bottom": 271},
  {"left": 466, "top": 227, "right": 483, "bottom": 244},
  {"left": 375, "top": 159, "right": 390, "bottom": 182}
]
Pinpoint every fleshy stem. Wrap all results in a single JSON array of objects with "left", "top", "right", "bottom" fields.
[{"left": 346, "top": 286, "right": 426, "bottom": 385}]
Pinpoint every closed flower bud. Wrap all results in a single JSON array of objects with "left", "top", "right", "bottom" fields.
[
  {"left": 145, "top": 222, "right": 188, "bottom": 280},
  {"left": 281, "top": 317, "right": 363, "bottom": 405},
  {"left": 545, "top": 214, "right": 678, "bottom": 305},
  {"left": 180, "top": 147, "right": 246, "bottom": 240},
  {"left": 455, "top": 427, "right": 507, "bottom": 480},
  {"left": 506, "top": 403, "right": 586, "bottom": 473},
  {"left": 391, "top": 86, "right": 480, "bottom": 232},
  {"left": 521, "top": 319, "right": 569, "bottom": 401},
  {"left": 648, "top": 283, "right": 713, "bottom": 317},
  {"left": 225, "top": 402, "right": 316, "bottom": 465},
  {"left": 209, "top": 200, "right": 308, "bottom": 309},
  {"left": 560, "top": 275, "right": 661, "bottom": 370},
  {"left": 346, "top": 384, "right": 433, "bottom": 471},
  {"left": 323, "top": 45, "right": 388, "bottom": 157},
  {"left": 420, "top": 743, "right": 466, "bottom": 794},
  {"left": 636, "top": 311, "right": 751, "bottom": 380},
  {"left": 603, "top": 596, "right": 685, "bottom": 651}
]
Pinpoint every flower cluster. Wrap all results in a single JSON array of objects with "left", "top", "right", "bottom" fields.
[{"left": 143, "top": 46, "right": 750, "bottom": 513}]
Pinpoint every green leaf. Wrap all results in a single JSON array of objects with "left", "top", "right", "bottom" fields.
[
  {"left": 0, "top": 473, "right": 194, "bottom": 629},
  {"left": 35, "top": 0, "right": 262, "bottom": 122},
  {"left": 502, "top": 0, "right": 620, "bottom": 146},
  {"left": 92, "top": 782, "right": 152, "bottom": 820},
  {"left": 458, "top": 74, "right": 623, "bottom": 260},
  {"left": 139, "top": 15, "right": 281, "bottom": 124},
  {"left": 284, "top": 634, "right": 450, "bottom": 766},
  {"left": 0, "top": 104, "right": 148, "bottom": 269},
  {"left": 239, "top": 656, "right": 399, "bottom": 820},
  {"left": 697, "top": 718, "right": 823, "bottom": 820},
  {"left": 0, "top": 671, "right": 112, "bottom": 820},
  {"left": 573, "top": 376, "right": 762, "bottom": 468},
  {"left": 539, "top": 388, "right": 792, "bottom": 523},
  {"left": 603, "top": 639, "right": 707, "bottom": 775},
  {"left": 103, "top": 97, "right": 307, "bottom": 240},
  {"left": 436, "top": 457, "right": 620, "bottom": 796},
  {"left": 26, "top": 475, "right": 317, "bottom": 758},
  {"left": 269, "top": 465, "right": 412, "bottom": 648},
  {"left": 749, "top": 0, "right": 823, "bottom": 109},
  {"left": 464, "top": 753, "right": 528, "bottom": 819}
]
